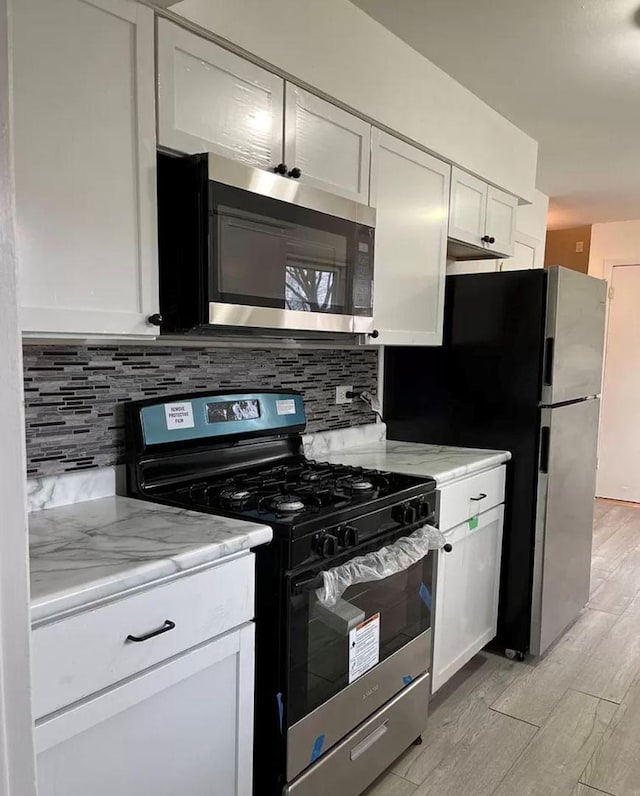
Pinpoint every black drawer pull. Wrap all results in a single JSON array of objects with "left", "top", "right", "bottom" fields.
[
  {"left": 126, "top": 620, "right": 176, "bottom": 643},
  {"left": 470, "top": 493, "right": 487, "bottom": 502},
  {"left": 443, "top": 543, "right": 453, "bottom": 553}
]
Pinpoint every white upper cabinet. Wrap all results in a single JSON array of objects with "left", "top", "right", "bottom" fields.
[
  {"left": 12, "top": 0, "right": 159, "bottom": 337},
  {"left": 368, "top": 131, "right": 450, "bottom": 346},
  {"left": 284, "top": 85, "right": 371, "bottom": 203},
  {"left": 156, "top": 19, "right": 284, "bottom": 168},
  {"left": 449, "top": 167, "right": 517, "bottom": 257},
  {"left": 486, "top": 186, "right": 518, "bottom": 257},
  {"left": 157, "top": 22, "right": 371, "bottom": 203},
  {"left": 448, "top": 168, "right": 487, "bottom": 247}
]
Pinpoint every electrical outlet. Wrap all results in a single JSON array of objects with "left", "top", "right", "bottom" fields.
[{"left": 336, "top": 385, "right": 353, "bottom": 404}]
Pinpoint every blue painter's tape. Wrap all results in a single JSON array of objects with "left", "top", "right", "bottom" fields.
[
  {"left": 403, "top": 675, "right": 413, "bottom": 686},
  {"left": 419, "top": 582, "right": 433, "bottom": 611},
  {"left": 276, "top": 692, "right": 284, "bottom": 733},
  {"left": 311, "top": 734, "right": 325, "bottom": 763}
]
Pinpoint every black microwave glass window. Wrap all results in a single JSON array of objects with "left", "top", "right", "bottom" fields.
[
  {"left": 206, "top": 399, "right": 261, "bottom": 423},
  {"left": 216, "top": 204, "right": 349, "bottom": 313}
]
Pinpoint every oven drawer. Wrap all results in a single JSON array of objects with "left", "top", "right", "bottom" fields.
[
  {"left": 438, "top": 465, "right": 506, "bottom": 531},
  {"left": 287, "top": 629, "right": 430, "bottom": 781},
  {"left": 285, "top": 671, "right": 430, "bottom": 796},
  {"left": 31, "top": 553, "right": 254, "bottom": 720}
]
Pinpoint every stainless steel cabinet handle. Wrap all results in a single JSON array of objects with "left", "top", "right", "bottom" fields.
[
  {"left": 350, "top": 721, "right": 389, "bottom": 761},
  {"left": 470, "top": 493, "right": 487, "bottom": 501},
  {"left": 126, "top": 620, "right": 176, "bottom": 643}
]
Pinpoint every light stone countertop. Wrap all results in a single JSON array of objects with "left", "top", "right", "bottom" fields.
[
  {"left": 304, "top": 425, "right": 510, "bottom": 486},
  {"left": 29, "top": 496, "right": 271, "bottom": 624}
]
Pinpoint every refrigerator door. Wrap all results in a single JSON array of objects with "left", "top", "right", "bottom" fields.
[
  {"left": 530, "top": 397, "right": 600, "bottom": 656},
  {"left": 542, "top": 267, "right": 606, "bottom": 405}
]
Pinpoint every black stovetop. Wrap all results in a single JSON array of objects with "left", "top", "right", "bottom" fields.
[{"left": 152, "top": 456, "right": 435, "bottom": 536}]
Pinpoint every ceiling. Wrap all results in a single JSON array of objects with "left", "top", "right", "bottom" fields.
[{"left": 349, "top": 0, "right": 640, "bottom": 228}]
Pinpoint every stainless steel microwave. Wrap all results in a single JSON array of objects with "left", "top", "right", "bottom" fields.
[{"left": 157, "top": 153, "right": 376, "bottom": 335}]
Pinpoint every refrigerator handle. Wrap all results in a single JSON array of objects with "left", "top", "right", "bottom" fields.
[
  {"left": 540, "top": 427, "right": 551, "bottom": 474},
  {"left": 543, "top": 338, "right": 555, "bottom": 386}
]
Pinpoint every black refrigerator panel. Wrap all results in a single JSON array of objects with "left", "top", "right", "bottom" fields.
[{"left": 384, "top": 270, "right": 548, "bottom": 656}]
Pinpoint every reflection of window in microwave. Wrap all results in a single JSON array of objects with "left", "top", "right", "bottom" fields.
[
  {"left": 285, "top": 265, "right": 337, "bottom": 312},
  {"left": 207, "top": 399, "right": 261, "bottom": 423}
]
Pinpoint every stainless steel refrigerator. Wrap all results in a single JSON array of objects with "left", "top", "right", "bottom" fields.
[{"left": 384, "top": 266, "right": 607, "bottom": 658}]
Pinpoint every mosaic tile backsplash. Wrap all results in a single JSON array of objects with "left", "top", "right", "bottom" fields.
[{"left": 23, "top": 345, "right": 378, "bottom": 478}]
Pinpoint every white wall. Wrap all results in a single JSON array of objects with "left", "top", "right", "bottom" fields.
[
  {"left": 0, "top": 0, "right": 37, "bottom": 793},
  {"left": 169, "top": 0, "right": 538, "bottom": 202},
  {"left": 589, "top": 220, "right": 640, "bottom": 279}
]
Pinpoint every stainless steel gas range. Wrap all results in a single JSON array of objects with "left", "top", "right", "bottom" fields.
[{"left": 125, "top": 390, "right": 447, "bottom": 796}]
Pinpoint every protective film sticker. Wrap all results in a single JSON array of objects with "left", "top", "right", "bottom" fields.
[
  {"left": 419, "top": 582, "right": 432, "bottom": 610},
  {"left": 469, "top": 515, "right": 479, "bottom": 530},
  {"left": 310, "top": 734, "right": 325, "bottom": 763},
  {"left": 276, "top": 692, "right": 283, "bottom": 733},
  {"left": 402, "top": 675, "right": 413, "bottom": 686}
]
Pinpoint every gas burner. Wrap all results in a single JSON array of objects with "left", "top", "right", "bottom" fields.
[
  {"left": 300, "top": 471, "right": 323, "bottom": 482},
  {"left": 273, "top": 495, "right": 306, "bottom": 513},
  {"left": 351, "top": 479, "right": 374, "bottom": 492},
  {"left": 219, "top": 487, "right": 252, "bottom": 504}
]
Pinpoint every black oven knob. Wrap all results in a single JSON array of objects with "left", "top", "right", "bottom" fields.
[
  {"left": 317, "top": 533, "right": 338, "bottom": 558},
  {"left": 392, "top": 503, "right": 415, "bottom": 525},
  {"left": 338, "top": 525, "right": 359, "bottom": 548},
  {"left": 417, "top": 499, "right": 432, "bottom": 520},
  {"left": 287, "top": 167, "right": 302, "bottom": 179},
  {"left": 274, "top": 163, "right": 288, "bottom": 175}
]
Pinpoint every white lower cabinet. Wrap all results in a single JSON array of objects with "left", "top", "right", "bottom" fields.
[
  {"left": 37, "top": 624, "right": 254, "bottom": 796},
  {"left": 433, "top": 503, "right": 504, "bottom": 692},
  {"left": 33, "top": 555, "right": 256, "bottom": 796}
]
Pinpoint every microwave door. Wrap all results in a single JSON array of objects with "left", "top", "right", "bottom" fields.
[{"left": 208, "top": 186, "right": 371, "bottom": 333}]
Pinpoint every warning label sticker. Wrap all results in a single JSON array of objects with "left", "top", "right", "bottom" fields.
[{"left": 348, "top": 612, "right": 380, "bottom": 683}]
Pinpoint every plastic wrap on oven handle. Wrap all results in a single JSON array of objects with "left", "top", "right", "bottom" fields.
[{"left": 315, "top": 525, "right": 446, "bottom": 608}]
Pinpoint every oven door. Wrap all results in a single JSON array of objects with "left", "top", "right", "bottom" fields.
[
  {"left": 207, "top": 173, "right": 375, "bottom": 334},
  {"left": 285, "top": 537, "right": 434, "bottom": 781}
]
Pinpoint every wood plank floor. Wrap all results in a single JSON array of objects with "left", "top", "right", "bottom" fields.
[{"left": 364, "top": 499, "right": 640, "bottom": 796}]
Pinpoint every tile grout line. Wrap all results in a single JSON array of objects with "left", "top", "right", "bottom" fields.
[
  {"left": 577, "top": 780, "right": 616, "bottom": 796},
  {"left": 570, "top": 688, "right": 622, "bottom": 707},
  {"left": 488, "top": 706, "right": 541, "bottom": 728},
  {"left": 481, "top": 711, "right": 541, "bottom": 796}
]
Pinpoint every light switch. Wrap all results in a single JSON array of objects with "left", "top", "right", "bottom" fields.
[{"left": 575, "top": 241, "right": 584, "bottom": 253}]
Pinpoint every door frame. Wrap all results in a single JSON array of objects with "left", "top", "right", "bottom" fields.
[
  {"left": 597, "top": 259, "right": 640, "bottom": 497},
  {"left": 0, "top": 0, "right": 38, "bottom": 793}
]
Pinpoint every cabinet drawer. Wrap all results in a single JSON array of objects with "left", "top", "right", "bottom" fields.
[
  {"left": 32, "top": 553, "right": 254, "bottom": 720},
  {"left": 438, "top": 465, "right": 506, "bottom": 531}
]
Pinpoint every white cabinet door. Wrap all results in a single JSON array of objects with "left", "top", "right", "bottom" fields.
[
  {"left": 486, "top": 186, "right": 517, "bottom": 257},
  {"left": 432, "top": 504, "right": 504, "bottom": 692},
  {"left": 500, "top": 231, "right": 545, "bottom": 271},
  {"left": 284, "top": 84, "right": 371, "bottom": 203},
  {"left": 369, "top": 131, "right": 450, "bottom": 346},
  {"left": 448, "top": 167, "right": 488, "bottom": 248},
  {"left": 36, "top": 624, "right": 255, "bottom": 796},
  {"left": 157, "top": 19, "right": 284, "bottom": 168},
  {"left": 12, "top": 0, "right": 159, "bottom": 337}
]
